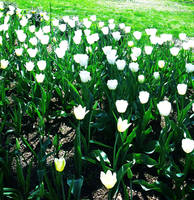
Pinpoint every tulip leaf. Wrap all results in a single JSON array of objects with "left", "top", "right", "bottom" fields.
[
  {"left": 89, "top": 140, "right": 113, "bottom": 149},
  {"left": 133, "top": 180, "right": 176, "bottom": 200},
  {"left": 67, "top": 176, "right": 84, "bottom": 199},
  {"left": 133, "top": 153, "right": 157, "bottom": 166}
]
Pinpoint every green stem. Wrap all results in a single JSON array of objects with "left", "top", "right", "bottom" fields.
[
  {"left": 60, "top": 174, "right": 66, "bottom": 200},
  {"left": 130, "top": 179, "right": 133, "bottom": 200}
]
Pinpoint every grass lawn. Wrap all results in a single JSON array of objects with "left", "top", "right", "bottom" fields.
[{"left": 3, "top": 0, "right": 194, "bottom": 37}]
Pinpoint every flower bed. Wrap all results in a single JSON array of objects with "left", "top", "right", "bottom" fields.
[{"left": 0, "top": 1, "right": 194, "bottom": 199}]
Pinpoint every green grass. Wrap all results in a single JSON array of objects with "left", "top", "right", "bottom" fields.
[{"left": 3, "top": 0, "right": 194, "bottom": 37}]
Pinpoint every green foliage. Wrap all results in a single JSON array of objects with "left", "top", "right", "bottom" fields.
[{"left": 0, "top": 1, "right": 193, "bottom": 199}]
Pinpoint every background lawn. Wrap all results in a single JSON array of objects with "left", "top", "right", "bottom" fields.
[{"left": 3, "top": 0, "right": 194, "bottom": 37}]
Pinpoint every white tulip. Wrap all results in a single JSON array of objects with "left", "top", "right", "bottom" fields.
[
  {"left": 55, "top": 48, "right": 66, "bottom": 58},
  {"left": 25, "top": 61, "right": 34, "bottom": 71},
  {"left": 101, "top": 27, "right": 109, "bottom": 35},
  {"left": 108, "top": 19, "right": 114, "bottom": 24},
  {"left": 0, "top": 59, "right": 8, "bottom": 69},
  {"left": 153, "top": 72, "right": 160, "bottom": 80},
  {"left": 124, "top": 26, "right": 131, "bottom": 33},
  {"left": 145, "top": 28, "right": 157, "bottom": 36},
  {"left": 177, "top": 84, "right": 187, "bottom": 95},
  {"left": 106, "top": 50, "right": 118, "bottom": 65},
  {"left": 100, "top": 170, "right": 117, "bottom": 190},
  {"left": 108, "top": 23, "right": 115, "bottom": 30},
  {"left": 98, "top": 21, "right": 104, "bottom": 28},
  {"left": 27, "top": 48, "right": 38, "bottom": 58},
  {"left": 35, "top": 73, "right": 45, "bottom": 83},
  {"left": 29, "top": 37, "right": 38, "bottom": 46},
  {"left": 83, "top": 18, "right": 92, "bottom": 29},
  {"left": 90, "top": 15, "right": 96, "bottom": 21},
  {"left": 158, "top": 60, "right": 165, "bottom": 68},
  {"left": 157, "top": 100, "right": 172, "bottom": 116},
  {"left": 42, "top": 25, "right": 50, "bottom": 34},
  {"left": 116, "top": 100, "right": 128, "bottom": 113},
  {"left": 129, "top": 62, "right": 139, "bottom": 72},
  {"left": 116, "top": 59, "right": 126, "bottom": 71},
  {"left": 133, "top": 31, "right": 142, "bottom": 40},
  {"left": 52, "top": 19, "right": 59, "bottom": 26},
  {"left": 112, "top": 31, "right": 121, "bottom": 41},
  {"left": 131, "top": 47, "right": 141, "bottom": 57},
  {"left": 15, "top": 48, "right": 23, "bottom": 56},
  {"left": 185, "top": 63, "right": 194, "bottom": 73},
  {"left": 128, "top": 41, "right": 134, "bottom": 47},
  {"left": 59, "top": 24, "right": 66, "bottom": 32},
  {"left": 117, "top": 117, "right": 131, "bottom": 132},
  {"left": 37, "top": 60, "right": 46, "bottom": 71},
  {"left": 182, "top": 138, "right": 194, "bottom": 153},
  {"left": 107, "top": 79, "right": 118, "bottom": 90},
  {"left": 102, "top": 46, "right": 112, "bottom": 55},
  {"left": 139, "top": 91, "right": 150, "bottom": 104},
  {"left": 84, "top": 29, "right": 90, "bottom": 36},
  {"left": 79, "top": 70, "right": 91, "bottom": 83},
  {"left": 138, "top": 75, "right": 145, "bottom": 83},
  {"left": 119, "top": 23, "right": 125, "bottom": 29},
  {"left": 73, "top": 35, "right": 81, "bottom": 45},
  {"left": 179, "top": 33, "right": 186, "bottom": 40},
  {"left": 73, "top": 105, "right": 89, "bottom": 120},
  {"left": 170, "top": 47, "right": 180, "bottom": 56},
  {"left": 74, "top": 54, "right": 89, "bottom": 67},
  {"left": 40, "top": 35, "right": 49, "bottom": 45},
  {"left": 144, "top": 46, "right": 153, "bottom": 55},
  {"left": 59, "top": 40, "right": 68, "bottom": 50}
]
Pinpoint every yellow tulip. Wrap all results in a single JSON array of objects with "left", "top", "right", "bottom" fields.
[{"left": 54, "top": 158, "right": 66, "bottom": 172}]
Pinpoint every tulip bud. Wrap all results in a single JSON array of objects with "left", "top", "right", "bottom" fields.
[
  {"left": 158, "top": 60, "right": 165, "bottom": 68},
  {"left": 115, "top": 100, "right": 128, "bottom": 113},
  {"left": 54, "top": 157, "right": 66, "bottom": 172},
  {"left": 139, "top": 91, "right": 150, "bottom": 104},
  {"left": 177, "top": 84, "right": 187, "bottom": 95},
  {"left": 182, "top": 138, "right": 194, "bottom": 153},
  {"left": 138, "top": 75, "right": 145, "bottom": 83},
  {"left": 157, "top": 100, "right": 172, "bottom": 116},
  {"left": 79, "top": 70, "right": 91, "bottom": 83},
  {"left": 128, "top": 41, "right": 134, "bottom": 47},
  {"left": 153, "top": 72, "right": 160, "bottom": 80},
  {"left": 116, "top": 59, "right": 126, "bottom": 71},
  {"left": 35, "top": 73, "right": 45, "bottom": 83},
  {"left": 107, "top": 79, "right": 118, "bottom": 90}
]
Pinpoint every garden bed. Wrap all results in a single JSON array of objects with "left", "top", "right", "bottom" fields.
[{"left": 0, "top": 1, "right": 194, "bottom": 199}]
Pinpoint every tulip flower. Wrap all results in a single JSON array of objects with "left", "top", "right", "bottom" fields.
[
  {"left": 0, "top": 59, "right": 9, "bottom": 69},
  {"left": 37, "top": 60, "right": 46, "bottom": 71},
  {"left": 177, "top": 84, "right": 187, "bottom": 95},
  {"left": 74, "top": 105, "right": 89, "bottom": 120},
  {"left": 116, "top": 59, "right": 126, "bottom": 71},
  {"left": 54, "top": 157, "right": 66, "bottom": 172},
  {"left": 79, "top": 70, "right": 91, "bottom": 83},
  {"left": 107, "top": 79, "right": 118, "bottom": 90},
  {"left": 116, "top": 100, "right": 128, "bottom": 113},
  {"left": 139, "top": 91, "right": 150, "bottom": 104},
  {"left": 129, "top": 62, "right": 139, "bottom": 72},
  {"left": 138, "top": 75, "right": 145, "bottom": 83},
  {"left": 100, "top": 170, "right": 117, "bottom": 189},
  {"left": 157, "top": 100, "right": 172, "bottom": 116},
  {"left": 182, "top": 138, "right": 194, "bottom": 153},
  {"left": 158, "top": 60, "right": 165, "bottom": 68},
  {"left": 35, "top": 73, "right": 45, "bottom": 83},
  {"left": 117, "top": 117, "right": 131, "bottom": 132}
]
